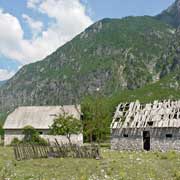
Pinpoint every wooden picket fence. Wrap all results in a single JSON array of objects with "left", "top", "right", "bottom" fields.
[{"left": 13, "top": 140, "right": 100, "bottom": 161}]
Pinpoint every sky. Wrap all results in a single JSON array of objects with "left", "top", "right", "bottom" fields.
[{"left": 0, "top": 0, "right": 175, "bottom": 81}]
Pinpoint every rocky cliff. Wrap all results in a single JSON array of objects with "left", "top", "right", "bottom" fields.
[{"left": 156, "top": 0, "right": 180, "bottom": 28}]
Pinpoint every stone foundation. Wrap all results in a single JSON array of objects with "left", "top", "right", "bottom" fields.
[
  {"left": 111, "top": 137, "right": 142, "bottom": 151},
  {"left": 111, "top": 127, "right": 180, "bottom": 151}
]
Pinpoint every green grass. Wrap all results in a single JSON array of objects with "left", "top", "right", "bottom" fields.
[{"left": 0, "top": 147, "right": 180, "bottom": 180}]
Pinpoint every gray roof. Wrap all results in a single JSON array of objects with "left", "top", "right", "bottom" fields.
[
  {"left": 111, "top": 100, "right": 180, "bottom": 129},
  {"left": 3, "top": 105, "right": 81, "bottom": 130}
]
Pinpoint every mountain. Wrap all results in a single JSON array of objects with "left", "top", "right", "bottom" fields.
[
  {"left": 156, "top": 0, "right": 180, "bottom": 28},
  {"left": 1, "top": 0, "right": 180, "bottom": 112},
  {"left": 0, "top": 15, "right": 176, "bottom": 112},
  {"left": 156, "top": 27, "right": 180, "bottom": 77},
  {"left": 111, "top": 71, "right": 180, "bottom": 105}
]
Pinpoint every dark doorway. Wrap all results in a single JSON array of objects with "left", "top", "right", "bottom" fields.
[{"left": 143, "top": 131, "right": 150, "bottom": 151}]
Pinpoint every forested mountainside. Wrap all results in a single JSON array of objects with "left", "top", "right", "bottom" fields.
[{"left": 0, "top": 0, "right": 180, "bottom": 112}]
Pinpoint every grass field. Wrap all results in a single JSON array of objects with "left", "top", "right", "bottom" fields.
[{"left": 0, "top": 147, "right": 180, "bottom": 180}]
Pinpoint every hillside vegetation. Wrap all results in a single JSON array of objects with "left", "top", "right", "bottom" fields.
[{"left": 0, "top": 16, "right": 177, "bottom": 112}]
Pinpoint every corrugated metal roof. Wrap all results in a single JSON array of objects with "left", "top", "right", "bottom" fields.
[
  {"left": 3, "top": 105, "right": 81, "bottom": 130},
  {"left": 111, "top": 100, "right": 180, "bottom": 129}
]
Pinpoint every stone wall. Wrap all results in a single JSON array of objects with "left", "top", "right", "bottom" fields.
[
  {"left": 4, "top": 129, "right": 83, "bottom": 146},
  {"left": 150, "top": 138, "right": 180, "bottom": 151},
  {"left": 111, "top": 127, "right": 180, "bottom": 151},
  {"left": 111, "top": 137, "right": 142, "bottom": 150}
]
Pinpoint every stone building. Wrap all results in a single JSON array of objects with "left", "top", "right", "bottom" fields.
[
  {"left": 111, "top": 100, "right": 180, "bottom": 151},
  {"left": 3, "top": 105, "right": 83, "bottom": 145}
]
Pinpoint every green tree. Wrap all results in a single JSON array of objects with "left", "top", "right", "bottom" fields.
[
  {"left": 0, "top": 112, "right": 8, "bottom": 138},
  {"left": 81, "top": 98, "right": 96, "bottom": 143},
  {"left": 0, "top": 125, "right": 4, "bottom": 137},
  {"left": 82, "top": 94, "right": 111, "bottom": 144},
  {"left": 50, "top": 113, "right": 82, "bottom": 145},
  {"left": 22, "top": 126, "right": 47, "bottom": 145}
]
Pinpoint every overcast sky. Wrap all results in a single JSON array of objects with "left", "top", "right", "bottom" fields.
[{"left": 0, "top": 0, "right": 175, "bottom": 81}]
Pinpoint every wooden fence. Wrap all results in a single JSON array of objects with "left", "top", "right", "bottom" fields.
[{"left": 13, "top": 141, "right": 100, "bottom": 161}]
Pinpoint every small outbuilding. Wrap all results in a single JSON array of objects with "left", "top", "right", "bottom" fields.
[
  {"left": 3, "top": 105, "right": 83, "bottom": 145},
  {"left": 111, "top": 100, "right": 180, "bottom": 151}
]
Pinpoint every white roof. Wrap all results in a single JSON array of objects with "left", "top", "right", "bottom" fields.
[
  {"left": 111, "top": 100, "right": 180, "bottom": 129},
  {"left": 3, "top": 105, "right": 81, "bottom": 130}
]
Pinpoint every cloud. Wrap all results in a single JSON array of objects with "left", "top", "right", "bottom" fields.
[
  {"left": 0, "top": 69, "right": 15, "bottom": 81},
  {"left": 22, "top": 14, "right": 44, "bottom": 38},
  {"left": 0, "top": 9, "right": 29, "bottom": 62},
  {"left": 80, "top": 0, "right": 94, "bottom": 17},
  {"left": 27, "top": 0, "right": 41, "bottom": 9},
  {"left": 0, "top": 0, "right": 93, "bottom": 66},
  {"left": 28, "top": 0, "right": 93, "bottom": 53}
]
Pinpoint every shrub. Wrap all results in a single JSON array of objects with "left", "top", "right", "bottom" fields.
[
  {"left": 10, "top": 138, "right": 21, "bottom": 145},
  {"left": 35, "top": 136, "right": 48, "bottom": 145},
  {"left": 22, "top": 126, "right": 47, "bottom": 145}
]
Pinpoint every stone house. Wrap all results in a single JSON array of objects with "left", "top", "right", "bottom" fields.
[
  {"left": 111, "top": 100, "right": 180, "bottom": 151},
  {"left": 3, "top": 105, "right": 83, "bottom": 145}
]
